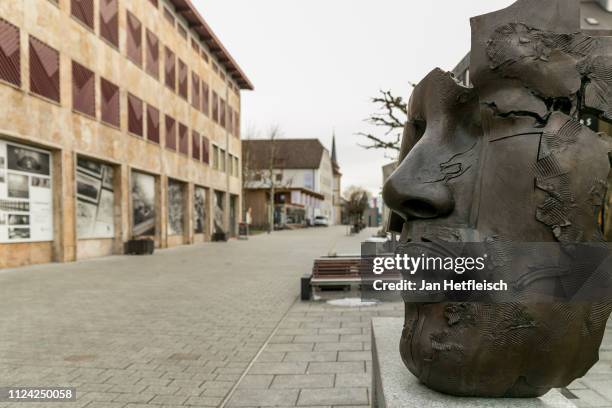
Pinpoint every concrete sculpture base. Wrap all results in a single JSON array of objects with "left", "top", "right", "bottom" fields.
[{"left": 371, "top": 318, "right": 577, "bottom": 408}]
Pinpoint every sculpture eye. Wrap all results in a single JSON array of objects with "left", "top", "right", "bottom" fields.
[{"left": 399, "top": 119, "right": 426, "bottom": 163}]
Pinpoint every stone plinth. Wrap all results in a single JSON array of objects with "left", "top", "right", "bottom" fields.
[{"left": 371, "top": 318, "right": 577, "bottom": 408}]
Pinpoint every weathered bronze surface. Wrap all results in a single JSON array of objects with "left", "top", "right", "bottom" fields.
[{"left": 382, "top": 0, "right": 612, "bottom": 397}]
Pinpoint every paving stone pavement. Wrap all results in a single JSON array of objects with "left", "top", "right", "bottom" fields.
[
  {"left": 0, "top": 226, "right": 377, "bottom": 408},
  {"left": 1, "top": 226, "right": 612, "bottom": 407}
]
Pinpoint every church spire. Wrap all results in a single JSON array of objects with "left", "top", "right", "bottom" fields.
[{"left": 331, "top": 131, "right": 338, "bottom": 165}]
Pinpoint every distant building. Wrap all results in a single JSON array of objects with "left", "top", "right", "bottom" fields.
[{"left": 242, "top": 138, "right": 340, "bottom": 228}]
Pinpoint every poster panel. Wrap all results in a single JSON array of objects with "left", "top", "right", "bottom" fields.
[
  {"left": 76, "top": 157, "right": 115, "bottom": 239},
  {"left": 194, "top": 186, "right": 206, "bottom": 234},
  {"left": 131, "top": 171, "right": 156, "bottom": 237},
  {"left": 0, "top": 140, "right": 53, "bottom": 243},
  {"left": 213, "top": 190, "right": 225, "bottom": 234},
  {"left": 167, "top": 179, "right": 184, "bottom": 236}
]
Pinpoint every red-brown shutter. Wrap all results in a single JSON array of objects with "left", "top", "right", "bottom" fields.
[
  {"left": 127, "top": 93, "right": 143, "bottom": 136},
  {"left": 71, "top": 0, "right": 94, "bottom": 29},
  {"left": 99, "top": 0, "right": 118, "bottom": 48},
  {"left": 177, "top": 25, "right": 187, "bottom": 40},
  {"left": 0, "top": 18, "right": 20, "bottom": 87},
  {"left": 164, "top": 47, "right": 175, "bottom": 91},
  {"left": 179, "top": 122, "right": 188, "bottom": 155},
  {"left": 147, "top": 105, "right": 160, "bottom": 143},
  {"left": 201, "top": 81, "right": 209, "bottom": 116},
  {"left": 202, "top": 136, "right": 210, "bottom": 164},
  {"left": 212, "top": 91, "right": 219, "bottom": 123},
  {"left": 192, "top": 131, "right": 201, "bottom": 160},
  {"left": 126, "top": 11, "right": 142, "bottom": 66},
  {"left": 178, "top": 59, "right": 188, "bottom": 99},
  {"left": 101, "top": 77, "right": 119, "bottom": 127},
  {"left": 219, "top": 97, "right": 226, "bottom": 128},
  {"left": 165, "top": 115, "right": 176, "bottom": 150},
  {"left": 145, "top": 29, "right": 159, "bottom": 79},
  {"left": 191, "top": 72, "right": 200, "bottom": 110},
  {"left": 163, "top": 7, "right": 174, "bottom": 26},
  {"left": 29, "top": 36, "right": 60, "bottom": 102},
  {"left": 72, "top": 61, "right": 95, "bottom": 117}
]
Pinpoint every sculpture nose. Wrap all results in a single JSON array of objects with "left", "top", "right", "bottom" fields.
[{"left": 383, "top": 164, "right": 455, "bottom": 220}]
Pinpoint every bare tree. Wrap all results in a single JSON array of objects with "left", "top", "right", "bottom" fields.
[
  {"left": 357, "top": 88, "right": 413, "bottom": 158},
  {"left": 343, "top": 186, "right": 371, "bottom": 230}
]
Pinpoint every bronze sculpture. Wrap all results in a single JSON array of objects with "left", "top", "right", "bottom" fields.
[{"left": 382, "top": 0, "right": 612, "bottom": 397}]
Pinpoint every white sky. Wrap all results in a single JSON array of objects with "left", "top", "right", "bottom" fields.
[{"left": 195, "top": 0, "right": 515, "bottom": 195}]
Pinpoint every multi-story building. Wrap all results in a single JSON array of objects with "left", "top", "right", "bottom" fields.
[
  {"left": 0, "top": 0, "right": 252, "bottom": 268},
  {"left": 330, "top": 135, "right": 343, "bottom": 225},
  {"left": 242, "top": 138, "right": 340, "bottom": 228}
]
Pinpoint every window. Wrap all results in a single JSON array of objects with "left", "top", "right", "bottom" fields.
[
  {"left": 191, "top": 38, "right": 199, "bottom": 53},
  {"left": 234, "top": 113, "right": 240, "bottom": 138},
  {"left": 147, "top": 105, "right": 160, "bottom": 143},
  {"left": 72, "top": 61, "right": 95, "bottom": 117},
  {"left": 234, "top": 157, "right": 240, "bottom": 178},
  {"left": 201, "top": 48, "right": 209, "bottom": 63},
  {"left": 212, "top": 91, "right": 219, "bottom": 123},
  {"left": 127, "top": 93, "right": 143, "bottom": 136},
  {"left": 177, "top": 25, "right": 187, "bottom": 40},
  {"left": 275, "top": 173, "right": 282, "bottom": 182},
  {"left": 145, "top": 30, "right": 159, "bottom": 79},
  {"left": 178, "top": 122, "right": 188, "bottom": 155},
  {"left": 202, "top": 136, "right": 210, "bottom": 164},
  {"left": 164, "top": 47, "right": 175, "bottom": 91},
  {"left": 201, "top": 81, "right": 209, "bottom": 116},
  {"left": 192, "top": 131, "right": 200, "bottom": 160},
  {"left": 100, "top": 77, "right": 119, "bottom": 127},
  {"left": 0, "top": 18, "right": 21, "bottom": 87},
  {"left": 191, "top": 73, "right": 200, "bottom": 110},
  {"left": 165, "top": 115, "right": 176, "bottom": 150},
  {"left": 212, "top": 145, "right": 219, "bottom": 169},
  {"left": 178, "top": 59, "right": 188, "bottom": 99},
  {"left": 99, "top": 0, "right": 118, "bottom": 47},
  {"left": 126, "top": 11, "right": 142, "bottom": 66},
  {"left": 148, "top": 0, "right": 158, "bottom": 6},
  {"left": 212, "top": 62, "right": 219, "bottom": 74},
  {"left": 219, "top": 98, "right": 226, "bottom": 128},
  {"left": 29, "top": 36, "right": 60, "bottom": 103},
  {"left": 228, "top": 107, "right": 233, "bottom": 134},
  {"left": 71, "top": 0, "right": 94, "bottom": 29},
  {"left": 163, "top": 7, "right": 175, "bottom": 26},
  {"left": 219, "top": 148, "right": 226, "bottom": 172}
]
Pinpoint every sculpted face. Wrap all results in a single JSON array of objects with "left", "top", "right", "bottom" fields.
[{"left": 382, "top": 0, "right": 612, "bottom": 397}]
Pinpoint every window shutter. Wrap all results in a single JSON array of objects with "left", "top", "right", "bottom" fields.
[
  {"left": 72, "top": 61, "right": 95, "bottom": 117},
  {"left": 71, "top": 0, "right": 94, "bottom": 29},
  {"left": 201, "top": 81, "right": 209, "bottom": 116},
  {"left": 212, "top": 91, "right": 218, "bottom": 123},
  {"left": 145, "top": 30, "right": 159, "bottom": 78},
  {"left": 101, "top": 77, "right": 119, "bottom": 127},
  {"left": 192, "top": 131, "right": 201, "bottom": 160},
  {"left": 191, "top": 72, "right": 200, "bottom": 110},
  {"left": 99, "top": 0, "right": 118, "bottom": 47},
  {"left": 0, "top": 18, "right": 20, "bottom": 87},
  {"left": 165, "top": 115, "right": 176, "bottom": 150},
  {"left": 165, "top": 47, "right": 175, "bottom": 91},
  {"left": 202, "top": 136, "right": 210, "bottom": 164},
  {"left": 127, "top": 93, "right": 143, "bottom": 136},
  {"left": 178, "top": 59, "right": 188, "bottom": 99},
  {"left": 219, "top": 98, "right": 226, "bottom": 128},
  {"left": 179, "top": 122, "right": 188, "bottom": 155},
  {"left": 126, "top": 11, "right": 142, "bottom": 66},
  {"left": 147, "top": 105, "right": 160, "bottom": 143},
  {"left": 29, "top": 36, "right": 60, "bottom": 102}
]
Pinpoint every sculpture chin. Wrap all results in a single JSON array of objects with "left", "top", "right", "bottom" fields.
[{"left": 399, "top": 302, "right": 609, "bottom": 397}]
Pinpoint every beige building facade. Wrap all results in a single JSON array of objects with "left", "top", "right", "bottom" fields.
[{"left": 0, "top": 0, "right": 252, "bottom": 268}]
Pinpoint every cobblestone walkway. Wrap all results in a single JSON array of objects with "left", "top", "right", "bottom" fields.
[{"left": 0, "top": 227, "right": 375, "bottom": 408}]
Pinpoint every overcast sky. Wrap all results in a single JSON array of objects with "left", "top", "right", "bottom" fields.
[{"left": 195, "top": 0, "right": 515, "bottom": 195}]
